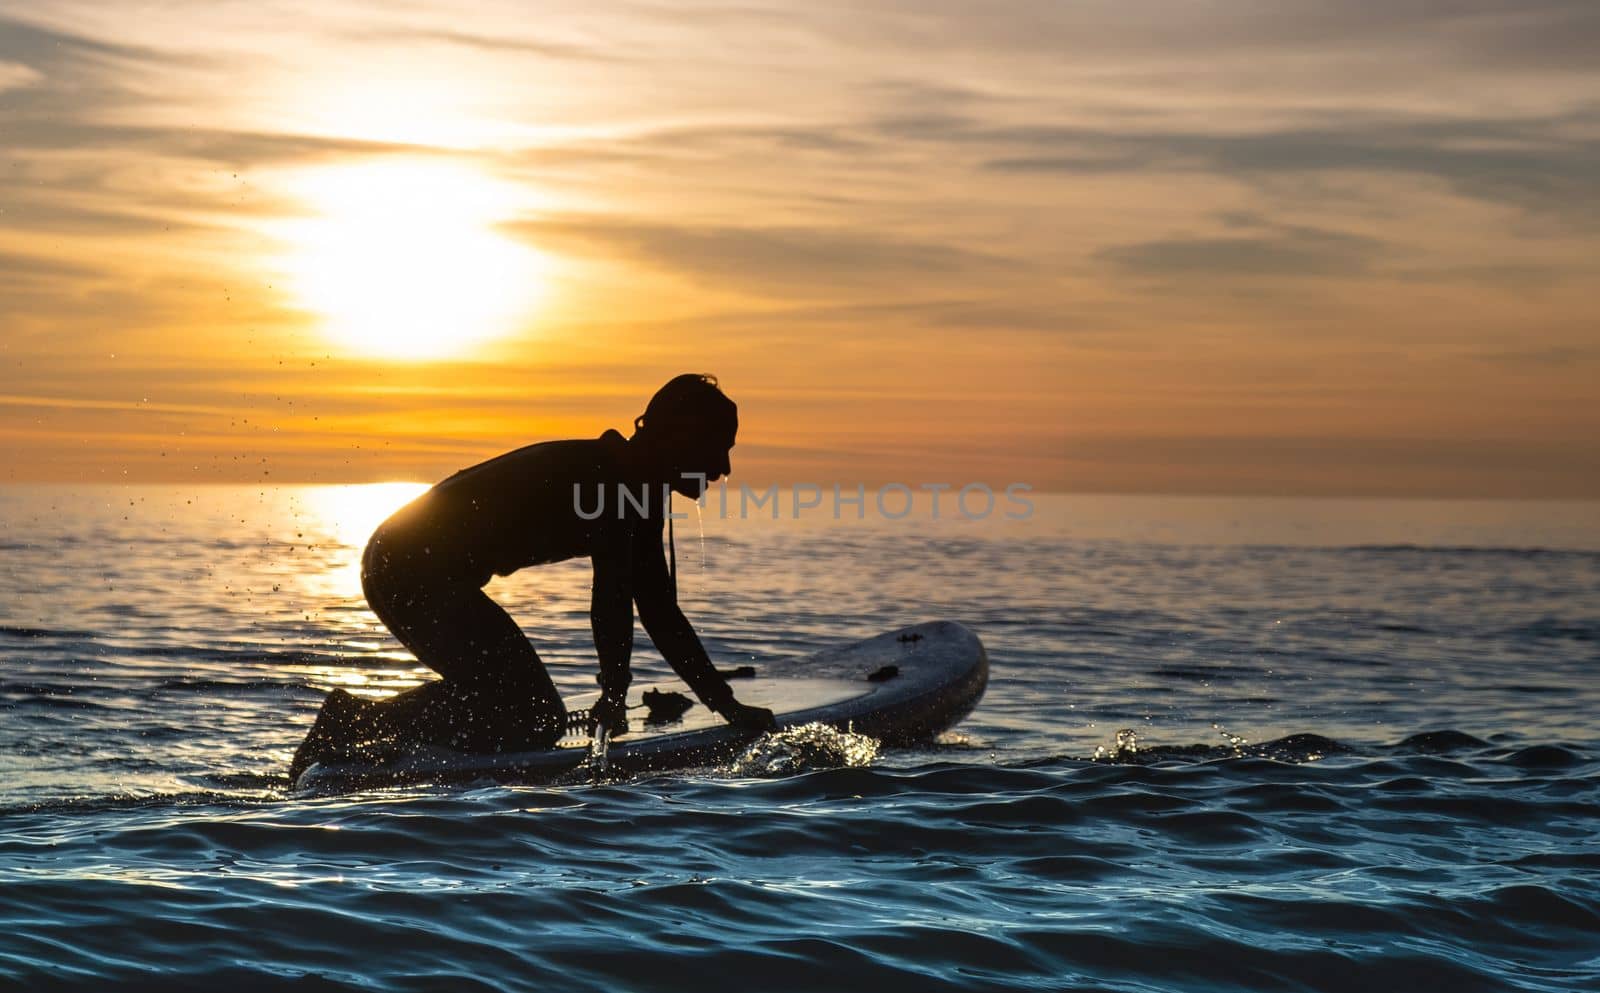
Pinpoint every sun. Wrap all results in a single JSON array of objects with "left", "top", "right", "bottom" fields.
[{"left": 276, "top": 160, "right": 546, "bottom": 360}]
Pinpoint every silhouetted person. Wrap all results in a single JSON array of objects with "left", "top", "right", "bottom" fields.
[{"left": 290, "top": 374, "right": 775, "bottom": 780}]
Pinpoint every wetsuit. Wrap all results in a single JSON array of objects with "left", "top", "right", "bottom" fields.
[{"left": 359, "top": 428, "right": 735, "bottom": 751}]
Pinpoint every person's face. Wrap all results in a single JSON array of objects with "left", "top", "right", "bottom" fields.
[{"left": 659, "top": 415, "right": 736, "bottom": 498}]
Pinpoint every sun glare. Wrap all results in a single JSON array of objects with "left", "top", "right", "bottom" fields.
[{"left": 277, "top": 161, "right": 546, "bottom": 360}]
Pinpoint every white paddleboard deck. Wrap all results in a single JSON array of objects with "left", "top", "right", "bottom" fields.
[{"left": 296, "top": 620, "right": 987, "bottom": 793}]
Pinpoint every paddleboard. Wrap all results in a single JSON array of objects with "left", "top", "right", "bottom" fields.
[{"left": 295, "top": 619, "right": 987, "bottom": 793}]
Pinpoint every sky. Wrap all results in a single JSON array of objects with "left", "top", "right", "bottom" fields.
[{"left": 1, "top": 0, "right": 1596, "bottom": 496}]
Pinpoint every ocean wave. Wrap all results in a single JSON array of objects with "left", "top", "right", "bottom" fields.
[
  {"left": 1337, "top": 543, "right": 1600, "bottom": 559},
  {"left": 0, "top": 625, "right": 99, "bottom": 640},
  {"left": 1, "top": 737, "right": 1596, "bottom": 991}
]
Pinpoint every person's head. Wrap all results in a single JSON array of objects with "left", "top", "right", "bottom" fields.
[{"left": 632, "top": 374, "right": 737, "bottom": 497}]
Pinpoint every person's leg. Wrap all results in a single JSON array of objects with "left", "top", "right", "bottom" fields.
[
  {"left": 292, "top": 562, "right": 565, "bottom": 779},
  {"left": 290, "top": 686, "right": 372, "bottom": 781},
  {"left": 362, "top": 572, "right": 567, "bottom": 752},
  {"left": 361, "top": 583, "right": 566, "bottom": 751}
]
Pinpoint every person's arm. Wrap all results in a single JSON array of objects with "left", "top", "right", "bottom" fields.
[
  {"left": 632, "top": 517, "right": 775, "bottom": 730},
  {"left": 589, "top": 517, "right": 635, "bottom": 732}
]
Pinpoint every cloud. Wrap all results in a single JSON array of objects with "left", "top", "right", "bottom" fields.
[
  {"left": 510, "top": 216, "right": 1022, "bottom": 296},
  {"left": 0, "top": 195, "right": 238, "bottom": 237},
  {"left": 623, "top": 123, "right": 874, "bottom": 156},
  {"left": 0, "top": 14, "right": 449, "bottom": 254},
  {"left": 1037, "top": 431, "right": 1600, "bottom": 496},
  {"left": 1097, "top": 224, "right": 1383, "bottom": 279},
  {"left": 0, "top": 250, "right": 103, "bottom": 282},
  {"left": 0, "top": 14, "right": 435, "bottom": 168},
  {"left": 6, "top": 118, "right": 433, "bottom": 163},
  {"left": 801, "top": 0, "right": 1600, "bottom": 73},
  {"left": 0, "top": 60, "right": 41, "bottom": 92},
  {"left": 0, "top": 393, "right": 237, "bottom": 417},
  {"left": 1470, "top": 345, "right": 1600, "bottom": 367},
  {"left": 342, "top": 26, "right": 622, "bottom": 63},
  {"left": 951, "top": 112, "right": 1600, "bottom": 220},
  {"left": 537, "top": 297, "right": 1118, "bottom": 353},
  {"left": 0, "top": 13, "right": 162, "bottom": 67},
  {"left": 0, "top": 13, "right": 191, "bottom": 122},
  {"left": 1384, "top": 262, "right": 1584, "bottom": 288},
  {"left": 0, "top": 253, "right": 108, "bottom": 328}
]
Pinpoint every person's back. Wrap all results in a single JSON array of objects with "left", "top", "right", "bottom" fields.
[{"left": 371, "top": 430, "right": 635, "bottom": 588}]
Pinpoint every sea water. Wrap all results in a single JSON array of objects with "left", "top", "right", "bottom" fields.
[{"left": 1, "top": 485, "right": 1597, "bottom": 991}]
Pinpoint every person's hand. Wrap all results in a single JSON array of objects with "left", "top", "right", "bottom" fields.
[
  {"left": 718, "top": 699, "right": 776, "bottom": 733},
  {"left": 589, "top": 694, "right": 629, "bottom": 739}
]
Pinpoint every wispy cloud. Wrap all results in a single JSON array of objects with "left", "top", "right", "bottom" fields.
[
  {"left": 0, "top": 59, "right": 40, "bottom": 91},
  {"left": 1098, "top": 223, "right": 1383, "bottom": 280},
  {"left": 911, "top": 112, "right": 1600, "bottom": 222},
  {"left": 343, "top": 26, "right": 624, "bottom": 63},
  {"left": 510, "top": 216, "right": 1022, "bottom": 296}
]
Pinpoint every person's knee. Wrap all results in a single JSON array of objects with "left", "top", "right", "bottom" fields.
[
  {"left": 360, "top": 551, "right": 406, "bottom": 621},
  {"left": 362, "top": 534, "right": 444, "bottom": 608}
]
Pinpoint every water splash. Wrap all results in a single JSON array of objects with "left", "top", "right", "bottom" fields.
[
  {"left": 1092, "top": 728, "right": 1351, "bottom": 765},
  {"left": 1212, "top": 721, "right": 1249, "bottom": 754},
  {"left": 695, "top": 498, "right": 706, "bottom": 571},
  {"left": 1093, "top": 727, "right": 1142, "bottom": 761},
  {"left": 730, "top": 723, "right": 880, "bottom": 777},
  {"left": 588, "top": 724, "right": 611, "bottom": 778}
]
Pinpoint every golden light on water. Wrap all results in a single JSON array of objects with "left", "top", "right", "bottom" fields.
[
  {"left": 299, "top": 481, "right": 429, "bottom": 550},
  {"left": 275, "top": 161, "right": 548, "bottom": 360},
  {"left": 289, "top": 482, "right": 429, "bottom": 601}
]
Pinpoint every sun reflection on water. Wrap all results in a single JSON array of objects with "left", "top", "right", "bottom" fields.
[
  {"left": 297, "top": 663, "right": 426, "bottom": 700},
  {"left": 296, "top": 482, "right": 428, "bottom": 550},
  {"left": 286, "top": 482, "right": 428, "bottom": 602}
]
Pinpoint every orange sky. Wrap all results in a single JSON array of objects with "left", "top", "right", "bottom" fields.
[{"left": 1, "top": 2, "right": 1596, "bottom": 496}]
